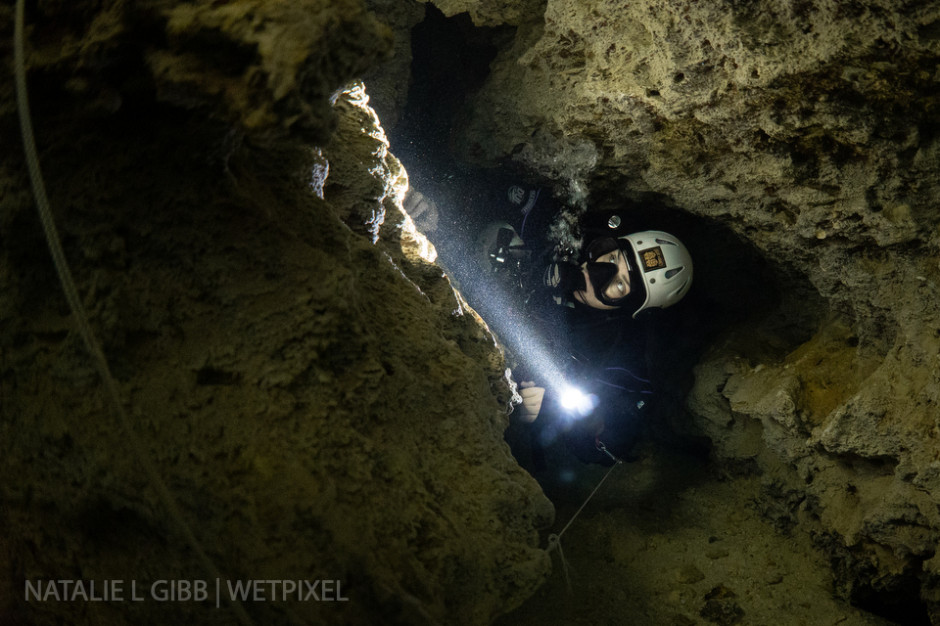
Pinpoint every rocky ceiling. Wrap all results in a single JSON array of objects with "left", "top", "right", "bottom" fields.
[{"left": 2, "top": 0, "right": 940, "bottom": 624}]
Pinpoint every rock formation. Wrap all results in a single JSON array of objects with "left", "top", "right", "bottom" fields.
[
  {"left": 6, "top": 0, "right": 940, "bottom": 623},
  {"left": 0, "top": 1, "right": 551, "bottom": 625}
]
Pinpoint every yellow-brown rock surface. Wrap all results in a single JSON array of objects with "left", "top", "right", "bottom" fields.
[{"left": 0, "top": 2, "right": 551, "bottom": 624}]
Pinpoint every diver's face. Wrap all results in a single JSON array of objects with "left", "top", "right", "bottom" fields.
[{"left": 573, "top": 248, "right": 632, "bottom": 310}]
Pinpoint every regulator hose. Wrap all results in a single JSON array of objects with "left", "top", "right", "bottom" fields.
[{"left": 13, "top": 2, "right": 253, "bottom": 624}]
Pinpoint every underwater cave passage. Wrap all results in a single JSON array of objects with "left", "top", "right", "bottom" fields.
[
  {"left": 372, "top": 10, "right": 904, "bottom": 624},
  {"left": 389, "top": 3, "right": 505, "bottom": 193},
  {"left": 383, "top": 1, "right": 828, "bottom": 479}
]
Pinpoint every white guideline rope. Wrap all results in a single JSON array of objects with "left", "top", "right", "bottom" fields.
[
  {"left": 13, "top": 2, "right": 253, "bottom": 624},
  {"left": 546, "top": 458, "right": 623, "bottom": 592}
]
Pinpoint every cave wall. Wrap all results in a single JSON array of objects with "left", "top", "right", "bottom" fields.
[
  {"left": 0, "top": 1, "right": 552, "bottom": 624},
  {"left": 417, "top": 0, "right": 940, "bottom": 618}
]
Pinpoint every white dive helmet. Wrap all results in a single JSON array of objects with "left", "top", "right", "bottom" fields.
[{"left": 621, "top": 230, "right": 693, "bottom": 317}]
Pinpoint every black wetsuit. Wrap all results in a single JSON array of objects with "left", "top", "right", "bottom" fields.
[
  {"left": 479, "top": 200, "right": 657, "bottom": 467},
  {"left": 515, "top": 246, "right": 655, "bottom": 466}
]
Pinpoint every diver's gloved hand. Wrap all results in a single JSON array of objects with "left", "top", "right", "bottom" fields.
[{"left": 518, "top": 381, "right": 545, "bottom": 423}]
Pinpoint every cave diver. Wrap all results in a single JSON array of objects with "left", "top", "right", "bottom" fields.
[{"left": 475, "top": 196, "right": 694, "bottom": 466}]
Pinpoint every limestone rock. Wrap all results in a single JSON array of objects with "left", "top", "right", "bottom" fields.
[
  {"left": 9, "top": 0, "right": 393, "bottom": 142},
  {"left": 700, "top": 584, "right": 744, "bottom": 625},
  {"left": 0, "top": 1, "right": 551, "bottom": 624},
  {"left": 151, "top": 0, "right": 394, "bottom": 141}
]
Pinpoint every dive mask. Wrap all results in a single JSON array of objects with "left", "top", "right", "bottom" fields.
[{"left": 583, "top": 237, "right": 645, "bottom": 309}]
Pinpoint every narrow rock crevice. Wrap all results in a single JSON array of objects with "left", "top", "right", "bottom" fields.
[{"left": 376, "top": 1, "right": 940, "bottom": 623}]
